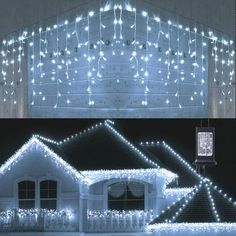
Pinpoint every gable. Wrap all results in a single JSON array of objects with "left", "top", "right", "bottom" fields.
[{"left": 0, "top": 137, "right": 87, "bottom": 196}]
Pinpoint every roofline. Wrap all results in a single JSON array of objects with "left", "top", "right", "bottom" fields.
[
  {"left": 82, "top": 168, "right": 178, "bottom": 186},
  {"left": 34, "top": 120, "right": 173, "bottom": 175},
  {"left": 1, "top": 121, "right": 179, "bottom": 186},
  {"left": 140, "top": 140, "right": 236, "bottom": 204},
  {"left": 34, "top": 120, "right": 112, "bottom": 145},
  {"left": 0, "top": 137, "right": 36, "bottom": 175},
  {"left": 0, "top": 136, "right": 89, "bottom": 184},
  {"left": 104, "top": 122, "right": 161, "bottom": 169},
  {"left": 140, "top": 140, "right": 202, "bottom": 179}
]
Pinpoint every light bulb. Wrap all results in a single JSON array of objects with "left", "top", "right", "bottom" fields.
[
  {"left": 76, "top": 16, "right": 82, "bottom": 22},
  {"left": 142, "top": 11, "right": 148, "bottom": 17},
  {"left": 154, "top": 17, "right": 160, "bottom": 22},
  {"left": 89, "top": 11, "right": 94, "bottom": 17}
]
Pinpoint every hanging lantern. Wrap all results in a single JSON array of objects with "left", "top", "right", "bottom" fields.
[{"left": 194, "top": 127, "right": 217, "bottom": 174}]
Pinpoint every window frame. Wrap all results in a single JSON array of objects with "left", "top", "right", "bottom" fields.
[
  {"left": 15, "top": 176, "right": 60, "bottom": 210},
  {"left": 39, "top": 180, "right": 58, "bottom": 210},
  {"left": 17, "top": 180, "right": 36, "bottom": 209},
  {"left": 105, "top": 179, "right": 148, "bottom": 211}
]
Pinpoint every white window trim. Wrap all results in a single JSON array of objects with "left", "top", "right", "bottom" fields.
[
  {"left": 14, "top": 176, "right": 37, "bottom": 209},
  {"left": 103, "top": 178, "right": 149, "bottom": 211},
  {"left": 14, "top": 175, "right": 61, "bottom": 210},
  {"left": 38, "top": 176, "right": 61, "bottom": 210}
]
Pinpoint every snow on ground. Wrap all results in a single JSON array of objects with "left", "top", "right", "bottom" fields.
[
  {"left": 0, "top": 233, "right": 151, "bottom": 236},
  {"left": 2, "top": 224, "right": 236, "bottom": 236},
  {"left": 148, "top": 223, "right": 236, "bottom": 236},
  {"left": 1, "top": 230, "right": 236, "bottom": 236}
]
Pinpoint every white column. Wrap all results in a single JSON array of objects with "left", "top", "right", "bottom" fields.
[{"left": 79, "top": 183, "right": 88, "bottom": 233}]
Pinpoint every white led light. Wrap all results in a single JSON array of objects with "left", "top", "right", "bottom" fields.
[
  {"left": 0, "top": 137, "right": 89, "bottom": 183},
  {"left": 76, "top": 16, "right": 82, "bottom": 22},
  {"left": 89, "top": 11, "right": 95, "bottom": 17},
  {"left": 142, "top": 11, "right": 148, "bottom": 17},
  {"left": 0, "top": 2, "right": 234, "bottom": 111},
  {"left": 154, "top": 16, "right": 161, "bottom": 22}
]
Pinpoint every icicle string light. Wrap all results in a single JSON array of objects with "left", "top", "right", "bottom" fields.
[
  {"left": 140, "top": 141, "right": 202, "bottom": 179},
  {"left": 140, "top": 140, "right": 236, "bottom": 209},
  {"left": 0, "top": 208, "right": 74, "bottom": 218},
  {"left": 176, "top": 19, "right": 181, "bottom": 108},
  {"left": 36, "top": 121, "right": 105, "bottom": 145},
  {"left": 0, "top": 137, "right": 89, "bottom": 184},
  {"left": 0, "top": 2, "right": 234, "bottom": 110},
  {"left": 165, "top": 182, "right": 203, "bottom": 223},
  {"left": 142, "top": 11, "right": 149, "bottom": 106},
  {"left": 105, "top": 122, "right": 160, "bottom": 168},
  {"left": 36, "top": 120, "right": 113, "bottom": 146},
  {"left": 205, "top": 183, "right": 220, "bottom": 222},
  {"left": 32, "top": 123, "right": 236, "bottom": 212},
  {"left": 54, "top": 17, "right": 60, "bottom": 108},
  {"left": 1, "top": 11, "right": 232, "bottom": 46},
  {"left": 2, "top": 119, "right": 235, "bottom": 216},
  {"left": 82, "top": 168, "right": 177, "bottom": 186},
  {"left": 0, "top": 209, "right": 75, "bottom": 231},
  {"left": 164, "top": 188, "right": 194, "bottom": 210},
  {"left": 158, "top": 179, "right": 223, "bottom": 224},
  {"left": 87, "top": 210, "right": 154, "bottom": 232},
  {"left": 36, "top": 120, "right": 164, "bottom": 171},
  {"left": 36, "top": 120, "right": 159, "bottom": 170},
  {"left": 0, "top": 122, "right": 179, "bottom": 191},
  {"left": 0, "top": 120, "right": 236, "bottom": 231}
]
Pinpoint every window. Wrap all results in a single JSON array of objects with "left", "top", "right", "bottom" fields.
[
  {"left": 108, "top": 181, "right": 145, "bottom": 211},
  {"left": 18, "top": 181, "right": 35, "bottom": 209},
  {"left": 40, "top": 180, "right": 57, "bottom": 210}
]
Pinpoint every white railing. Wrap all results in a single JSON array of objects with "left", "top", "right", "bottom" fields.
[
  {"left": 87, "top": 210, "right": 154, "bottom": 232},
  {"left": 0, "top": 209, "right": 76, "bottom": 232}
]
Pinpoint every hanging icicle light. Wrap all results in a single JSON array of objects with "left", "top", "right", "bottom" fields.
[{"left": 0, "top": 1, "right": 234, "bottom": 117}]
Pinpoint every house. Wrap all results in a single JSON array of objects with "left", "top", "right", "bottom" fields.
[{"left": 0, "top": 120, "right": 235, "bottom": 234}]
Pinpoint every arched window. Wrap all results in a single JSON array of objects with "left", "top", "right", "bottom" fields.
[
  {"left": 108, "top": 181, "right": 145, "bottom": 211},
  {"left": 18, "top": 181, "right": 35, "bottom": 209},
  {"left": 40, "top": 180, "right": 57, "bottom": 210}
]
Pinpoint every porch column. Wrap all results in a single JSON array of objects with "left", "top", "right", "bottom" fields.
[
  {"left": 79, "top": 183, "right": 88, "bottom": 233},
  {"left": 153, "top": 177, "right": 166, "bottom": 216}
]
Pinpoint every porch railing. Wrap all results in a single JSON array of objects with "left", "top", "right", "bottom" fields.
[
  {"left": 87, "top": 210, "right": 154, "bottom": 232},
  {"left": 0, "top": 209, "right": 76, "bottom": 232}
]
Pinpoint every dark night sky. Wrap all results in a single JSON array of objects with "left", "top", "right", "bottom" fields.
[{"left": 0, "top": 119, "right": 235, "bottom": 198}]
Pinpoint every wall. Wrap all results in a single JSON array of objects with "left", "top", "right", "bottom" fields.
[{"left": 0, "top": 0, "right": 235, "bottom": 118}]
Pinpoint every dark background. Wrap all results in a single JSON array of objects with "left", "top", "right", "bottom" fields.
[{"left": 0, "top": 119, "right": 235, "bottom": 198}]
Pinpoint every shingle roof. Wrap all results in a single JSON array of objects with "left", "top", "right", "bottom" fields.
[
  {"left": 38, "top": 122, "right": 164, "bottom": 171},
  {"left": 140, "top": 142, "right": 200, "bottom": 187}
]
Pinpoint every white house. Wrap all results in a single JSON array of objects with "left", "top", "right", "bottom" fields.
[{"left": 0, "top": 120, "right": 235, "bottom": 234}]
